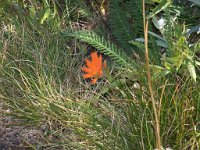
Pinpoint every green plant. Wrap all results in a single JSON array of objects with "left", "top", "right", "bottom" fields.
[
  {"left": 0, "top": 0, "right": 199, "bottom": 149},
  {"left": 62, "top": 30, "right": 137, "bottom": 69}
]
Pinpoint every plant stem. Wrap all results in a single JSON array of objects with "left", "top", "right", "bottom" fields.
[{"left": 142, "top": 0, "right": 161, "bottom": 149}]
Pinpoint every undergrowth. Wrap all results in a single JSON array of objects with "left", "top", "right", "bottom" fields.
[{"left": 0, "top": 0, "right": 199, "bottom": 149}]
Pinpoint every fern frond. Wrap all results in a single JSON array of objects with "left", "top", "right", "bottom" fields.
[
  {"left": 126, "top": 0, "right": 144, "bottom": 36},
  {"left": 108, "top": 0, "right": 145, "bottom": 57},
  {"left": 62, "top": 30, "right": 137, "bottom": 69},
  {"left": 109, "top": 0, "right": 134, "bottom": 54}
]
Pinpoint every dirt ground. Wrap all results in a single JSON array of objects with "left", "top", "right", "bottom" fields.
[{"left": 0, "top": 101, "right": 42, "bottom": 150}]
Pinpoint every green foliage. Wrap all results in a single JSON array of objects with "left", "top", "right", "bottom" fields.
[
  {"left": 127, "top": 0, "right": 144, "bottom": 36},
  {"left": 62, "top": 0, "right": 146, "bottom": 63},
  {"left": 189, "top": 0, "right": 200, "bottom": 6},
  {"left": 108, "top": 0, "right": 134, "bottom": 54},
  {"left": 151, "top": 5, "right": 200, "bottom": 82},
  {"left": 62, "top": 30, "right": 137, "bottom": 69},
  {"left": 147, "top": 0, "right": 172, "bottom": 19},
  {"left": 0, "top": 0, "right": 200, "bottom": 149}
]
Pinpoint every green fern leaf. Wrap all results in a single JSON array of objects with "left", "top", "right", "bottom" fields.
[
  {"left": 62, "top": 30, "right": 137, "bottom": 70},
  {"left": 109, "top": 0, "right": 134, "bottom": 54},
  {"left": 126, "top": 0, "right": 144, "bottom": 36}
]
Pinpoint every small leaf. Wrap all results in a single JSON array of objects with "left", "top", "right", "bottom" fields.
[
  {"left": 187, "top": 61, "right": 196, "bottom": 82},
  {"left": 186, "top": 25, "right": 200, "bottom": 37},
  {"left": 147, "top": 0, "right": 172, "bottom": 19},
  {"left": 156, "top": 40, "right": 168, "bottom": 48},
  {"left": 40, "top": 7, "right": 50, "bottom": 24},
  {"left": 148, "top": 31, "right": 166, "bottom": 41}
]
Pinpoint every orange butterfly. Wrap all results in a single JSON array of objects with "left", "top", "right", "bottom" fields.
[{"left": 82, "top": 52, "right": 106, "bottom": 84}]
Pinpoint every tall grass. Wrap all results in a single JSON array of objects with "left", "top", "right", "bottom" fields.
[{"left": 0, "top": 0, "right": 199, "bottom": 149}]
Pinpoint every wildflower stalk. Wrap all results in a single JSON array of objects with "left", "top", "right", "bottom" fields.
[{"left": 142, "top": 0, "right": 161, "bottom": 149}]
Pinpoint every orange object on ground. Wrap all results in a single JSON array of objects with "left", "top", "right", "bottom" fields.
[{"left": 82, "top": 52, "right": 106, "bottom": 84}]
